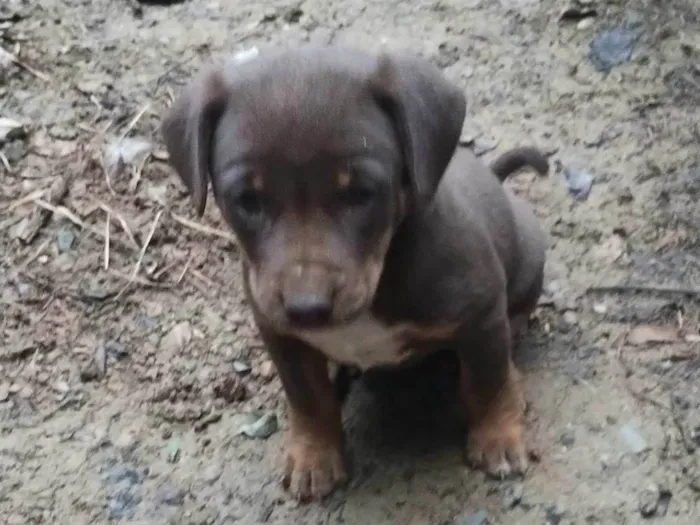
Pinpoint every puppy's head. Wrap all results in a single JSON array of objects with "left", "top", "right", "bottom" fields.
[{"left": 162, "top": 47, "right": 465, "bottom": 330}]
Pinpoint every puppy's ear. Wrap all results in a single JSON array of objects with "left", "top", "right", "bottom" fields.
[
  {"left": 161, "top": 69, "right": 228, "bottom": 217},
  {"left": 372, "top": 54, "right": 466, "bottom": 207}
]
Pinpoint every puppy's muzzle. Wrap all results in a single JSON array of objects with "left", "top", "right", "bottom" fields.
[
  {"left": 284, "top": 293, "right": 332, "bottom": 327},
  {"left": 281, "top": 263, "right": 338, "bottom": 329}
]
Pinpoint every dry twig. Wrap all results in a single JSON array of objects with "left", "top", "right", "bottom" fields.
[
  {"left": 588, "top": 284, "right": 700, "bottom": 297},
  {"left": 176, "top": 253, "right": 193, "bottom": 285},
  {"left": 104, "top": 210, "right": 111, "bottom": 271},
  {"left": 190, "top": 267, "right": 217, "bottom": 288},
  {"left": 171, "top": 212, "right": 238, "bottom": 245},
  {"left": 0, "top": 46, "right": 50, "bottom": 81},
  {"left": 116, "top": 210, "right": 163, "bottom": 298},
  {"left": 4, "top": 188, "right": 46, "bottom": 213},
  {"left": 615, "top": 329, "right": 697, "bottom": 454},
  {"left": 16, "top": 178, "right": 68, "bottom": 244},
  {"left": 119, "top": 103, "right": 151, "bottom": 141},
  {"left": 0, "top": 151, "right": 11, "bottom": 172},
  {"left": 32, "top": 198, "right": 135, "bottom": 252},
  {"left": 109, "top": 269, "right": 172, "bottom": 290},
  {"left": 97, "top": 202, "right": 140, "bottom": 250}
]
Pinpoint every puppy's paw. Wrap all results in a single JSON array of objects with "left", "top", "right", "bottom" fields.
[
  {"left": 466, "top": 414, "right": 528, "bottom": 479},
  {"left": 283, "top": 435, "right": 348, "bottom": 501}
]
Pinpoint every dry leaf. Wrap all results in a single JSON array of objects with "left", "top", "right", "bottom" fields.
[{"left": 627, "top": 324, "right": 680, "bottom": 346}]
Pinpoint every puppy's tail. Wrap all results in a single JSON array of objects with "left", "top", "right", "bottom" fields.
[{"left": 490, "top": 147, "right": 549, "bottom": 183}]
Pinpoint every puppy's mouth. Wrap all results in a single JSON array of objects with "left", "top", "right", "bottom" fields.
[{"left": 283, "top": 298, "right": 368, "bottom": 331}]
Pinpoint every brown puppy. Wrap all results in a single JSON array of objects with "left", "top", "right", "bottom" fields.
[{"left": 162, "top": 46, "right": 548, "bottom": 501}]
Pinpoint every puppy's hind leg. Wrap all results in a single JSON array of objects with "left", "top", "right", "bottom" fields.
[
  {"left": 456, "top": 295, "right": 528, "bottom": 479},
  {"left": 508, "top": 266, "right": 544, "bottom": 350}
]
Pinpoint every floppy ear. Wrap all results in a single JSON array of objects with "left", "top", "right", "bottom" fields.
[
  {"left": 371, "top": 54, "right": 466, "bottom": 207},
  {"left": 161, "top": 69, "right": 228, "bottom": 217}
]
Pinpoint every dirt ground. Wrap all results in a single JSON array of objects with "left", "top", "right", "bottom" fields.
[{"left": 2, "top": 0, "right": 700, "bottom": 523}]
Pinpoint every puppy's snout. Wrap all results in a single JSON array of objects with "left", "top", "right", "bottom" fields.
[
  {"left": 281, "top": 263, "right": 337, "bottom": 328},
  {"left": 284, "top": 293, "right": 333, "bottom": 327}
]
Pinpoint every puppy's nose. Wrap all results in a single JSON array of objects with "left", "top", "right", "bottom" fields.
[{"left": 284, "top": 294, "right": 332, "bottom": 327}]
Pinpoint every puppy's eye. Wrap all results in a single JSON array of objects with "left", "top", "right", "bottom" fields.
[
  {"left": 236, "top": 189, "right": 263, "bottom": 216},
  {"left": 339, "top": 185, "right": 374, "bottom": 208}
]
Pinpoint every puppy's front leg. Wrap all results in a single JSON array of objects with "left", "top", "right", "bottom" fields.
[
  {"left": 457, "top": 297, "right": 528, "bottom": 479},
  {"left": 260, "top": 329, "right": 348, "bottom": 501}
]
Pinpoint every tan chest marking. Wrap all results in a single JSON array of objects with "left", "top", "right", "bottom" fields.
[{"left": 294, "top": 315, "right": 456, "bottom": 371}]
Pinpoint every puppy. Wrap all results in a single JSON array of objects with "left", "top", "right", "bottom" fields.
[{"left": 161, "top": 46, "right": 548, "bottom": 501}]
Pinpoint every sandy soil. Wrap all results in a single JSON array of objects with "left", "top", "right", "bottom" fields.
[{"left": 2, "top": 0, "right": 700, "bottom": 523}]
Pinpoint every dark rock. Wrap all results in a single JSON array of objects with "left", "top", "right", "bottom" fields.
[
  {"left": 502, "top": 483, "right": 524, "bottom": 509},
  {"left": 559, "top": 429, "right": 576, "bottom": 448},
  {"left": 589, "top": 24, "right": 644, "bottom": 73},
  {"left": 104, "top": 465, "right": 143, "bottom": 519},
  {"left": 559, "top": 162, "right": 594, "bottom": 201},
  {"left": 157, "top": 484, "right": 186, "bottom": 506},
  {"left": 545, "top": 505, "right": 566, "bottom": 525}
]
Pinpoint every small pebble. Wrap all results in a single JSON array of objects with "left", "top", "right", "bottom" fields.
[
  {"left": 239, "top": 412, "right": 278, "bottom": 439},
  {"left": 457, "top": 509, "right": 488, "bottom": 525},
  {"left": 473, "top": 137, "right": 499, "bottom": 156},
  {"left": 203, "top": 464, "right": 223, "bottom": 484},
  {"left": 501, "top": 483, "right": 524, "bottom": 510},
  {"left": 561, "top": 165, "right": 594, "bottom": 201},
  {"left": 0, "top": 383, "right": 9, "bottom": 402},
  {"left": 563, "top": 311, "right": 578, "bottom": 325},
  {"left": 592, "top": 303, "right": 607, "bottom": 314},
  {"left": 230, "top": 46, "right": 260, "bottom": 66},
  {"left": 261, "top": 8, "right": 277, "bottom": 22},
  {"left": 115, "top": 429, "right": 139, "bottom": 452},
  {"left": 618, "top": 423, "right": 649, "bottom": 454},
  {"left": 258, "top": 360, "right": 275, "bottom": 379},
  {"left": 104, "top": 340, "right": 128, "bottom": 360},
  {"left": 56, "top": 226, "right": 75, "bottom": 252},
  {"left": 161, "top": 322, "right": 193, "bottom": 352},
  {"left": 213, "top": 376, "right": 247, "bottom": 403},
  {"left": 166, "top": 439, "right": 181, "bottom": 463},
  {"left": 559, "top": 428, "right": 576, "bottom": 448},
  {"left": 157, "top": 485, "right": 186, "bottom": 506},
  {"left": 19, "top": 385, "right": 34, "bottom": 398},
  {"left": 80, "top": 362, "right": 102, "bottom": 382},
  {"left": 232, "top": 360, "right": 251, "bottom": 374},
  {"left": 545, "top": 505, "right": 566, "bottom": 525},
  {"left": 146, "top": 183, "right": 167, "bottom": 205},
  {"left": 639, "top": 484, "right": 659, "bottom": 517},
  {"left": 577, "top": 17, "right": 595, "bottom": 30},
  {"left": 93, "top": 344, "right": 107, "bottom": 377}
]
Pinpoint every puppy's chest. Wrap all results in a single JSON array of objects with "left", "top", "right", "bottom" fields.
[{"left": 295, "top": 315, "right": 449, "bottom": 371}]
